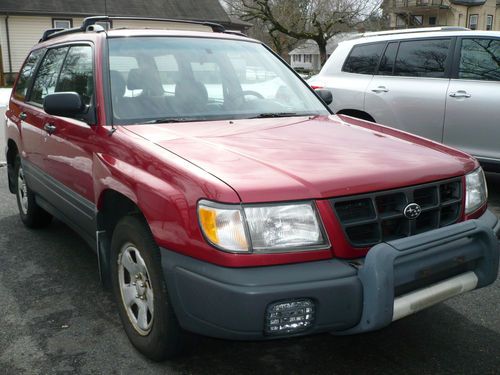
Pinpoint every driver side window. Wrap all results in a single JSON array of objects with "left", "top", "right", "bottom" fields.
[{"left": 56, "top": 46, "right": 94, "bottom": 105}]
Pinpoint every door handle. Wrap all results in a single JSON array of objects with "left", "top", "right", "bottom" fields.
[
  {"left": 19, "top": 112, "right": 27, "bottom": 120},
  {"left": 371, "top": 86, "right": 389, "bottom": 93},
  {"left": 43, "top": 123, "right": 57, "bottom": 135},
  {"left": 449, "top": 90, "right": 471, "bottom": 98}
]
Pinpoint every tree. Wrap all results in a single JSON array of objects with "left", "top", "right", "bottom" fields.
[{"left": 225, "top": 0, "right": 382, "bottom": 66}]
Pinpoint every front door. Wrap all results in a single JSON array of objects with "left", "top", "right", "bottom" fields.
[{"left": 443, "top": 37, "right": 500, "bottom": 164}]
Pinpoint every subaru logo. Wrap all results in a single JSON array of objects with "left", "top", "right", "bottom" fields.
[{"left": 403, "top": 203, "right": 422, "bottom": 219}]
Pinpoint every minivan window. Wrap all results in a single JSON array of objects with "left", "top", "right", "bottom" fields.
[
  {"left": 458, "top": 38, "right": 500, "bottom": 81},
  {"left": 394, "top": 39, "right": 451, "bottom": 78},
  {"left": 14, "top": 49, "right": 44, "bottom": 101},
  {"left": 378, "top": 42, "right": 398, "bottom": 75},
  {"left": 343, "top": 43, "right": 385, "bottom": 74},
  {"left": 56, "top": 46, "right": 94, "bottom": 105},
  {"left": 30, "top": 47, "right": 69, "bottom": 105}
]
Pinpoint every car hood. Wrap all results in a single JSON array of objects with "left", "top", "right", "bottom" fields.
[{"left": 125, "top": 115, "right": 477, "bottom": 203}]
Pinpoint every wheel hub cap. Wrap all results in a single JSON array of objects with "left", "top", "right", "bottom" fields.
[
  {"left": 17, "top": 167, "right": 28, "bottom": 214},
  {"left": 118, "top": 244, "right": 154, "bottom": 336}
]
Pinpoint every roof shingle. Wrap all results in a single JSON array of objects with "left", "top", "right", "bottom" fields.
[{"left": 0, "top": 0, "right": 231, "bottom": 23}]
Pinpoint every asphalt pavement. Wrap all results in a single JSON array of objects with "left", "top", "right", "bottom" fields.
[{"left": 0, "top": 152, "right": 499, "bottom": 373}]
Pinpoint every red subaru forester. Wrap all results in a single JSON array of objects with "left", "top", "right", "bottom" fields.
[{"left": 4, "top": 16, "right": 499, "bottom": 360}]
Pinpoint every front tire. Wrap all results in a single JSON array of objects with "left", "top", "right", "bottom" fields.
[
  {"left": 110, "top": 215, "right": 184, "bottom": 361},
  {"left": 14, "top": 156, "right": 52, "bottom": 228}
]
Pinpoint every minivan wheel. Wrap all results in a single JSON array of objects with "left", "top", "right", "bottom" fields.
[
  {"left": 14, "top": 156, "right": 52, "bottom": 228},
  {"left": 110, "top": 215, "right": 184, "bottom": 361}
]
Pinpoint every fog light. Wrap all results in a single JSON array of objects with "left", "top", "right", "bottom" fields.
[{"left": 265, "top": 299, "right": 315, "bottom": 335}]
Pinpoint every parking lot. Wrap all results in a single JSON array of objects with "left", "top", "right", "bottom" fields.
[{"left": 0, "top": 125, "right": 499, "bottom": 373}]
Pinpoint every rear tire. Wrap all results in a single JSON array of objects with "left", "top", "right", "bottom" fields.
[
  {"left": 110, "top": 215, "right": 185, "bottom": 361},
  {"left": 14, "top": 156, "right": 52, "bottom": 228}
]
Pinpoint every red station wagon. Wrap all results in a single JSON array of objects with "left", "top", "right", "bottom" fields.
[{"left": 4, "top": 17, "right": 500, "bottom": 360}]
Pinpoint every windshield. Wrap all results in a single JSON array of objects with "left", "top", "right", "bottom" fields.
[{"left": 108, "top": 37, "right": 329, "bottom": 124}]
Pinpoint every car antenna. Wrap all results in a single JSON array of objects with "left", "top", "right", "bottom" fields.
[{"left": 108, "top": 124, "right": 117, "bottom": 136}]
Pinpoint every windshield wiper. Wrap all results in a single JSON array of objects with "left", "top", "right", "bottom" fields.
[
  {"left": 143, "top": 118, "right": 195, "bottom": 124},
  {"left": 249, "top": 112, "right": 298, "bottom": 119}
]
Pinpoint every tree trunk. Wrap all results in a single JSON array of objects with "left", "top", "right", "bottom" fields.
[{"left": 316, "top": 39, "right": 328, "bottom": 67}]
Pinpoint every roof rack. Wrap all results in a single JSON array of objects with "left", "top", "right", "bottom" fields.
[
  {"left": 39, "top": 28, "right": 65, "bottom": 42},
  {"left": 361, "top": 26, "right": 470, "bottom": 38},
  {"left": 40, "top": 15, "right": 226, "bottom": 42}
]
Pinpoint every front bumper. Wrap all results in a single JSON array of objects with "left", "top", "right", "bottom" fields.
[{"left": 160, "top": 210, "right": 499, "bottom": 340}]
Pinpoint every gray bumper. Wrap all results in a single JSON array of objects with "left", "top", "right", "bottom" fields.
[{"left": 160, "top": 210, "right": 499, "bottom": 340}]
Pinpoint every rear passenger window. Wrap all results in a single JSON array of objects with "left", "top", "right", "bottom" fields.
[
  {"left": 378, "top": 42, "right": 398, "bottom": 76},
  {"left": 56, "top": 46, "right": 94, "bottom": 105},
  {"left": 14, "top": 49, "right": 44, "bottom": 101},
  {"left": 30, "top": 47, "right": 68, "bottom": 105},
  {"left": 458, "top": 38, "right": 500, "bottom": 81},
  {"left": 394, "top": 39, "right": 450, "bottom": 78},
  {"left": 343, "top": 43, "right": 385, "bottom": 75}
]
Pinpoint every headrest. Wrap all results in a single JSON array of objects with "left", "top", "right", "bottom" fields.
[
  {"left": 126, "top": 68, "right": 143, "bottom": 91},
  {"left": 175, "top": 78, "right": 208, "bottom": 105},
  {"left": 110, "top": 70, "right": 125, "bottom": 97}
]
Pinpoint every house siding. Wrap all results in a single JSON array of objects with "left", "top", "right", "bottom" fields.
[
  {"left": 385, "top": 0, "right": 499, "bottom": 30},
  {"left": 0, "top": 16, "right": 54, "bottom": 77},
  {"left": 0, "top": 15, "right": 220, "bottom": 85}
]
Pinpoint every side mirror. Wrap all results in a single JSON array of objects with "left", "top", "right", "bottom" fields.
[
  {"left": 315, "top": 89, "right": 333, "bottom": 105},
  {"left": 43, "top": 92, "right": 85, "bottom": 118}
]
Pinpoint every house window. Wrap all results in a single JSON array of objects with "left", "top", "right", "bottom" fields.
[
  {"left": 396, "top": 16, "right": 406, "bottom": 28},
  {"left": 429, "top": 16, "right": 437, "bottom": 26},
  {"left": 469, "top": 14, "right": 478, "bottom": 30},
  {"left": 52, "top": 19, "right": 72, "bottom": 29},
  {"left": 304, "top": 54, "right": 312, "bottom": 63},
  {"left": 414, "top": 15, "right": 423, "bottom": 26},
  {"left": 486, "top": 15, "right": 493, "bottom": 31}
]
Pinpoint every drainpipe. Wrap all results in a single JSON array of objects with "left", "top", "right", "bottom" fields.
[{"left": 5, "top": 15, "right": 13, "bottom": 81}]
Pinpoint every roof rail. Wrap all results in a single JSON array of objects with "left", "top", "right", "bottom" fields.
[
  {"left": 39, "top": 15, "right": 226, "bottom": 42},
  {"left": 361, "top": 26, "right": 469, "bottom": 38}
]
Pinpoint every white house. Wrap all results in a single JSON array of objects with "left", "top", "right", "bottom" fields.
[
  {"left": 289, "top": 33, "right": 356, "bottom": 71},
  {"left": 0, "top": 0, "right": 247, "bottom": 85}
]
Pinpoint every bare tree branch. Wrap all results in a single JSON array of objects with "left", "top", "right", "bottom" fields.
[{"left": 224, "top": 0, "right": 382, "bottom": 66}]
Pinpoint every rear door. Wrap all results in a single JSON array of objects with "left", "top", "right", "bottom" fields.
[
  {"left": 8, "top": 49, "right": 45, "bottom": 168},
  {"left": 21, "top": 46, "right": 69, "bottom": 176},
  {"left": 365, "top": 38, "right": 454, "bottom": 141},
  {"left": 313, "top": 42, "right": 385, "bottom": 113},
  {"left": 443, "top": 37, "right": 500, "bottom": 163}
]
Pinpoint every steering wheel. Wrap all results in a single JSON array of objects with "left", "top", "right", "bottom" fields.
[{"left": 240, "top": 90, "right": 264, "bottom": 100}]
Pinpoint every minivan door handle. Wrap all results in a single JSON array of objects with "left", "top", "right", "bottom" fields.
[
  {"left": 371, "top": 86, "right": 389, "bottom": 93},
  {"left": 449, "top": 90, "right": 471, "bottom": 98},
  {"left": 19, "top": 112, "right": 27, "bottom": 120},
  {"left": 43, "top": 123, "right": 57, "bottom": 135}
]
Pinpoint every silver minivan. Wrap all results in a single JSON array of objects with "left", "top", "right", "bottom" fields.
[{"left": 308, "top": 27, "right": 500, "bottom": 170}]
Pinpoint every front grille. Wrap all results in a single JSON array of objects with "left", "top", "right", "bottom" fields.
[{"left": 331, "top": 178, "right": 463, "bottom": 247}]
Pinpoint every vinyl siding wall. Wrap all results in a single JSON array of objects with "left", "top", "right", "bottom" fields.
[{"left": 0, "top": 15, "right": 213, "bottom": 84}]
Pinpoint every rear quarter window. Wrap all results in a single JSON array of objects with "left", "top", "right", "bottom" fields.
[{"left": 342, "top": 43, "right": 385, "bottom": 75}]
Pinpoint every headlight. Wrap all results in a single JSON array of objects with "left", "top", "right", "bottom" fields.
[
  {"left": 198, "top": 200, "right": 329, "bottom": 253},
  {"left": 465, "top": 167, "right": 488, "bottom": 214}
]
